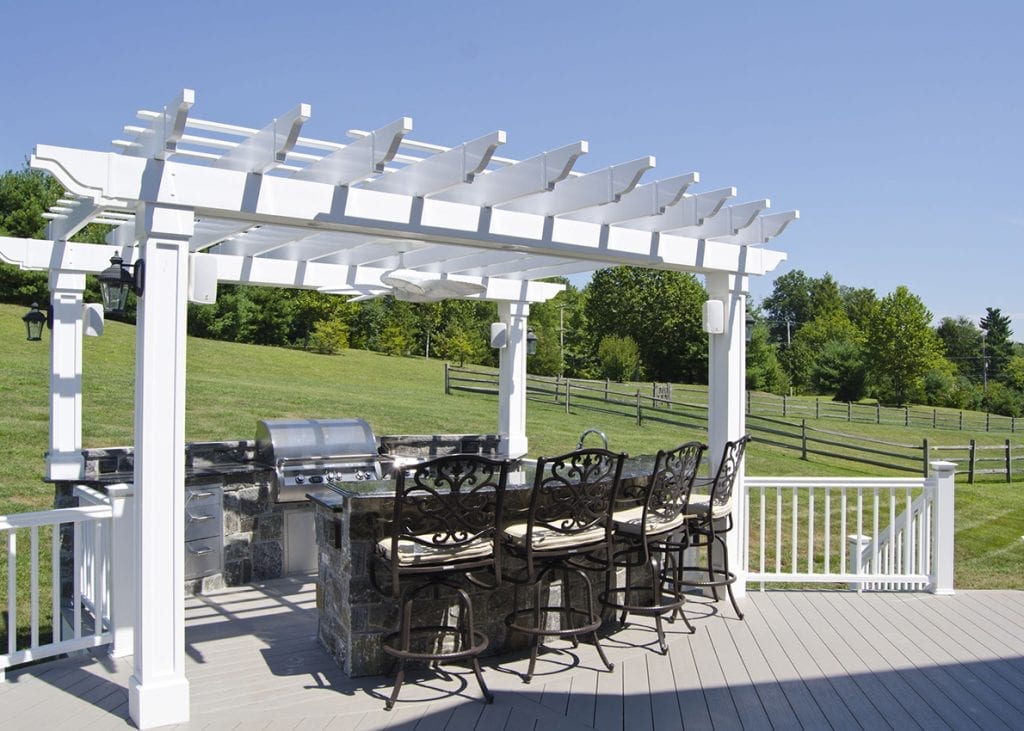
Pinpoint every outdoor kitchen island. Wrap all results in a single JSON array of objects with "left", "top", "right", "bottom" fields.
[{"left": 309, "top": 453, "right": 656, "bottom": 678}]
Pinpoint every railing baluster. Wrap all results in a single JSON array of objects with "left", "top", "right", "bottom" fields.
[
  {"left": 856, "top": 487, "right": 863, "bottom": 592},
  {"left": 759, "top": 487, "right": 766, "bottom": 591},
  {"left": 73, "top": 522, "right": 82, "bottom": 640},
  {"left": 872, "top": 489, "right": 880, "bottom": 589},
  {"left": 824, "top": 487, "right": 831, "bottom": 575},
  {"left": 31, "top": 526, "right": 39, "bottom": 649},
  {"left": 52, "top": 522, "right": 61, "bottom": 644},
  {"left": 6, "top": 531, "right": 16, "bottom": 656},
  {"left": 791, "top": 490, "right": 799, "bottom": 573},
  {"left": 840, "top": 487, "right": 848, "bottom": 575},
  {"left": 888, "top": 489, "right": 896, "bottom": 590},
  {"left": 775, "top": 489, "right": 782, "bottom": 575},
  {"left": 808, "top": 488, "right": 815, "bottom": 574}
]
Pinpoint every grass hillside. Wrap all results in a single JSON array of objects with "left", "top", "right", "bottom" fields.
[{"left": 1, "top": 303, "right": 1021, "bottom": 588}]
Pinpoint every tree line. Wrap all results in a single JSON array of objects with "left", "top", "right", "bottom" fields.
[{"left": 2, "top": 166, "right": 1022, "bottom": 416}]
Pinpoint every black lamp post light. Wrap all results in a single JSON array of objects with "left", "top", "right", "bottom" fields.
[
  {"left": 22, "top": 302, "right": 51, "bottom": 341},
  {"left": 98, "top": 256, "right": 145, "bottom": 315},
  {"left": 526, "top": 328, "right": 538, "bottom": 355}
]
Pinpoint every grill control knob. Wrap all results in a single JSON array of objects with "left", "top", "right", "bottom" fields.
[{"left": 294, "top": 474, "right": 305, "bottom": 484}]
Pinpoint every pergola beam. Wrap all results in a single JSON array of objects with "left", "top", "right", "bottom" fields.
[
  {"left": 31, "top": 146, "right": 787, "bottom": 277},
  {"left": 213, "top": 103, "right": 312, "bottom": 173},
  {"left": 293, "top": 117, "right": 412, "bottom": 185},
  {"left": 123, "top": 89, "right": 195, "bottom": 161},
  {"left": 432, "top": 141, "right": 588, "bottom": 207},
  {"left": 499, "top": 156, "right": 655, "bottom": 216},
  {"left": 361, "top": 131, "right": 507, "bottom": 196},
  {"left": 563, "top": 172, "right": 699, "bottom": 225}
]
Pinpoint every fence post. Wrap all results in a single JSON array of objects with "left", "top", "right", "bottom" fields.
[
  {"left": 1006, "top": 439, "right": 1012, "bottom": 483},
  {"left": 444, "top": 362, "right": 450, "bottom": 395},
  {"left": 848, "top": 402, "right": 852, "bottom": 422},
  {"left": 905, "top": 406, "right": 909, "bottom": 427},
  {"left": 933, "top": 408, "right": 937, "bottom": 429},
  {"left": 876, "top": 402, "right": 881, "bottom": 424},
  {"left": 986, "top": 412, "right": 991, "bottom": 432},
  {"left": 816, "top": 397, "right": 820, "bottom": 419},
  {"left": 565, "top": 379, "right": 571, "bottom": 414},
  {"left": 801, "top": 419, "right": 807, "bottom": 460},
  {"left": 783, "top": 394, "right": 788, "bottom": 418},
  {"left": 923, "top": 438, "right": 929, "bottom": 477},
  {"left": 968, "top": 438, "right": 976, "bottom": 484},
  {"left": 106, "top": 483, "right": 135, "bottom": 658},
  {"left": 929, "top": 461, "right": 957, "bottom": 595},
  {"left": 605, "top": 379, "right": 609, "bottom": 402},
  {"left": 747, "top": 390, "right": 751, "bottom": 415},
  {"left": 636, "top": 390, "right": 642, "bottom": 426},
  {"left": 959, "top": 411, "right": 963, "bottom": 430}
]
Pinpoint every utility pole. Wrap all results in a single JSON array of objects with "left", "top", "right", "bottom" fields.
[{"left": 558, "top": 304, "right": 565, "bottom": 380}]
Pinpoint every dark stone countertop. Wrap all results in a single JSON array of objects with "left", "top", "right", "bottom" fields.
[{"left": 308, "top": 454, "right": 658, "bottom": 513}]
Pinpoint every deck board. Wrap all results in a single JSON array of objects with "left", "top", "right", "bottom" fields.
[{"left": 3, "top": 582, "right": 1024, "bottom": 730}]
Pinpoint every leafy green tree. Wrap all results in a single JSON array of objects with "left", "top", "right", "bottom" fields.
[
  {"left": 980, "top": 307, "right": 1014, "bottom": 382},
  {"left": 811, "top": 339, "right": 867, "bottom": 402},
  {"left": 865, "top": 286, "right": 945, "bottom": 405},
  {"left": 762, "top": 269, "right": 815, "bottom": 346},
  {"left": 784, "top": 310, "right": 863, "bottom": 393},
  {"left": 308, "top": 317, "right": 349, "bottom": 354},
  {"left": 809, "top": 273, "right": 844, "bottom": 318},
  {"left": 597, "top": 335, "right": 640, "bottom": 382},
  {"left": 840, "top": 286, "right": 878, "bottom": 332},
  {"left": 436, "top": 319, "right": 479, "bottom": 366},
  {"left": 378, "top": 323, "right": 413, "bottom": 356},
  {"left": 585, "top": 267, "right": 705, "bottom": 383},
  {"left": 745, "top": 322, "right": 790, "bottom": 395},
  {"left": 936, "top": 316, "right": 984, "bottom": 380},
  {"left": 1002, "top": 355, "right": 1024, "bottom": 391}
]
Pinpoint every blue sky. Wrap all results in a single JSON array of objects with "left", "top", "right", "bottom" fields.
[{"left": 2, "top": 1, "right": 1021, "bottom": 337}]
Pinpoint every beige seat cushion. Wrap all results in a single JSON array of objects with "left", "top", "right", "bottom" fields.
[
  {"left": 502, "top": 521, "right": 606, "bottom": 552},
  {"left": 612, "top": 505, "right": 688, "bottom": 536},
  {"left": 686, "top": 494, "right": 733, "bottom": 520},
  {"left": 378, "top": 535, "right": 493, "bottom": 567}
]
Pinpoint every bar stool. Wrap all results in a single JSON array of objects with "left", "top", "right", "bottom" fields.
[
  {"left": 370, "top": 454, "right": 509, "bottom": 710},
  {"left": 501, "top": 448, "right": 625, "bottom": 682},
  {"left": 668, "top": 436, "right": 749, "bottom": 620},
  {"left": 601, "top": 441, "right": 705, "bottom": 653}
]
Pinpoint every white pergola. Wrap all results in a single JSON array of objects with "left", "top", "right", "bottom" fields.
[{"left": 0, "top": 89, "right": 794, "bottom": 728}]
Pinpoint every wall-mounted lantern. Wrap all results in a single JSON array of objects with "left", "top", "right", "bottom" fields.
[
  {"left": 746, "top": 312, "right": 756, "bottom": 343},
  {"left": 526, "top": 328, "right": 538, "bottom": 355},
  {"left": 98, "top": 256, "right": 145, "bottom": 315},
  {"left": 22, "top": 302, "right": 50, "bottom": 341}
]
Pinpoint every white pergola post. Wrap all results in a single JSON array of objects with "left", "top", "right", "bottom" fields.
[
  {"left": 705, "top": 271, "right": 748, "bottom": 598},
  {"left": 497, "top": 301, "right": 530, "bottom": 459},
  {"left": 46, "top": 266, "right": 86, "bottom": 481},
  {"left": 128, "top": 204, "right": 194, "bottom": 729}
]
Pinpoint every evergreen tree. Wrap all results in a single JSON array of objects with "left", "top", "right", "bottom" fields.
[{"left": 980, "top": 307, "right": 1014, "bottom": 382}]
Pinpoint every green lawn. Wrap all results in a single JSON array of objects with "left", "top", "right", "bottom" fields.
[{"left": 1, "top": 302, "right": 1021, "bottom": 593}]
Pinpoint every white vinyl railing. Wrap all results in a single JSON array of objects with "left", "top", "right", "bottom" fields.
[
  {"left": 745, "top": 461, "right": 956, "bottom": 593},
  {"left": 1, "top": 500, "right": 113, "bottom": 679}
]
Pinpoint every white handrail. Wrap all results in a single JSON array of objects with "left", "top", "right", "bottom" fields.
[
  {"left": 745, "top": 462, "right": 956, "bottom": 593},
  {"left": 2, "top": 499, "right": 114, "bottom": 679}
]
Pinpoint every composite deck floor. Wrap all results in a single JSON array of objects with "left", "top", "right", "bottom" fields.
[{"left": 3, "top": 577, "right": 1024, "bottom": 730}]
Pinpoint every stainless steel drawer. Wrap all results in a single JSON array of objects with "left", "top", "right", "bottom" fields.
[
  {"left": 185, "top": 485, "right": 222, "bottom": 542},
  {"left": 185, "top": 538, "right": 223, "bottom": 580}
]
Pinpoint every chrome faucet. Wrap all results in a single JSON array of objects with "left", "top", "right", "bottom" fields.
[{"left": 576, "top": 428, "right": 608, "bottom": 450}]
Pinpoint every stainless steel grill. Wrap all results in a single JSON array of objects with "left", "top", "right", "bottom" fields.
[{"left": 255, "top": 418, "right": 385, "bottom": 502}]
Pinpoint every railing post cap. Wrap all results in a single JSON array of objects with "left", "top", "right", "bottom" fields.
[{"left": 929, "top": 460, "right": 957, "bottom": 474}]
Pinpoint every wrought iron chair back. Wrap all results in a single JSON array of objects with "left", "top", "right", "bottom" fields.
[
  {"left": 644, "top": 441, "right": 706, "bottom": 533},
  {"left": 379, "top": 454, "right": 509, "bottom": 596},
  {"left": 706, "top": 435, "right": 749, "bottom": 516},
  {"left": 520, "top": 447, "right": 626, "bottom": 574}
]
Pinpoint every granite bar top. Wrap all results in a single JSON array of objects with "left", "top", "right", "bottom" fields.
[{"left": 308, "top": 454, "right": 658, "bottom": 512}]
